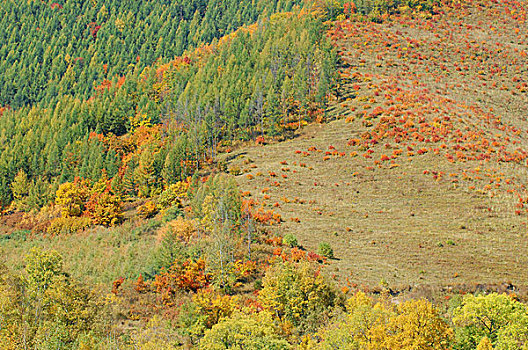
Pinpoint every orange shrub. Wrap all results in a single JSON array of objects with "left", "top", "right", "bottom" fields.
[
  {"left": 135, "top": 274, "right": 149, "bottom": 293},
  {"left": 153, "top": 258, "right": 210, "bottom": 304}
]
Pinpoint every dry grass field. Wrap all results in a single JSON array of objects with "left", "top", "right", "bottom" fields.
[{"left": 227, "top": 0, "right": 528, "bottom": 288}]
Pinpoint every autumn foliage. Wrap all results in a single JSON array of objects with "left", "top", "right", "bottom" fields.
[{"left": 153, "top": 258, "right": 210, "bottom": 304}]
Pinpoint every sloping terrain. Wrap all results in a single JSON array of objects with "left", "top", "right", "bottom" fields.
[{"left": 229, "top": 0, "right": 528, "bottom": 287}]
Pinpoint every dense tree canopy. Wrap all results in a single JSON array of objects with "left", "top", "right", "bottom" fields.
[
  {"left": 0, "top": 8, "right": 337, "bottom": 209},
  {"left": 0, "top": 0, "right": 303, "bottom": 108}
]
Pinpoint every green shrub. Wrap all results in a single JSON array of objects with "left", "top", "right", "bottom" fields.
[
  {"left": 151, "top": 231, "right": 187, "bottom": 273},
  {"left": 131, "top": 219, "right": 162, "bottom": 237},
  {"left": 0, "top": 229, "right": 29, "bottom": 242},
  {"left": 318, "top": 242, "right": 334, "bottom": 259},
  {"left": 282, "top": 233, "right": 298, "bottom": 247},
  {"left": 161, "top": 206, "right": 183, "bottom": 223}
]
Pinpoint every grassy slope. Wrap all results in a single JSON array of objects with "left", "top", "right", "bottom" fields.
[
  {"left": 0, "top": 221, "right": 159, "bottom": 286},
  {"left": 229, "top": 0, "right": 528, "bottom": 287}
]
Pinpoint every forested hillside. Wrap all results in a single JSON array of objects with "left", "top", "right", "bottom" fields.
[
  {"left": 2, "top": 0, "right": 528, "bottom": 349},
  {"left": 0, "top": 0, "right": 302, "bottom": 107},
  {"left": 0, "top": 7, "right": 336, "bottom": 209}
]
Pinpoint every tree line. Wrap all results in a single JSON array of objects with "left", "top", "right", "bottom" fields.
[
  {"left": 0, "top": 9, "right": 338, "bottom": 210},
  {"left": 0, "top": 0, "right": 302, "bottom": 108}
]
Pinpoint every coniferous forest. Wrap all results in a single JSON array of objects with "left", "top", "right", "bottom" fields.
[
  {"left": 2, "top": 0, "right": 528, "bottom": 349},
  {"left": 0, "top": 0, "right": 334, "bottom": 208}
]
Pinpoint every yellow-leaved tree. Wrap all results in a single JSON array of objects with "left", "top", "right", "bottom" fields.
[
  {"left": 476, "top": 337, "right": 494, "bottom": 350},
  {"left": 199, "top": 311, "right": 291, "bottom": 350},
  {"left": 383, "top": 299, "right": 453, "bottom": 349},
  {"left": 452, "top": 293, "right": 528, "bottom": 350},
  {"left": 319, "top": 292, "right": 453, "bottom": 350},
  {"left": 0, "top": 248, "right": 105, "bottom": 349},
  {"left": 157, "top": 181, "right": 189, "bottom": 209},
  {"left": 0, "top": 261, "right": 24, "bottom": 350},
  {"left": 10, "top": 169, "right": 30, "bottom": 211},
  {"left": 55, "top": 180, "right": 90, "bottom": 217},
  {"left": 258, "top": 260, "right": 341, "bottom": 334},
  {"left": 85, "top": 190, "right": 123, "bottom": 227},
  {"left": 53, "top": 177, "right": 123, "bottom": 229}
]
